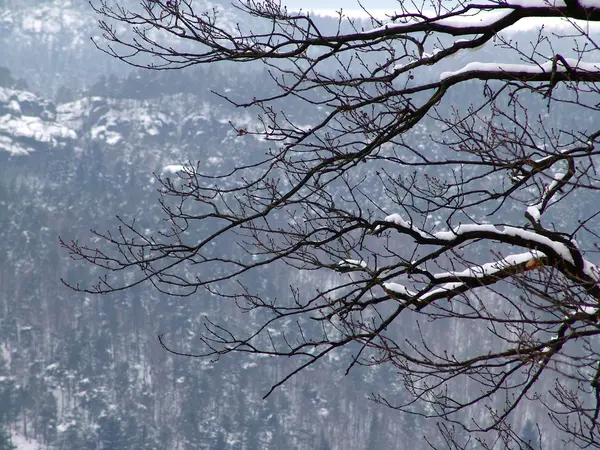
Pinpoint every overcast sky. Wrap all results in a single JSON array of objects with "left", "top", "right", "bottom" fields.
[{"left": 280, "top": 0, "right": 399, "bottom": 11}]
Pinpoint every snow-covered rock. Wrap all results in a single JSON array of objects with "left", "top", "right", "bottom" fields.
[{"left": 0, "top": 87, "right": 76, "bottom": 155}]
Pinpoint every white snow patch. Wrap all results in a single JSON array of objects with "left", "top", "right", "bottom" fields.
[
  {"left": 433, "top": 223, "right": 499, "bottom": 240},
  {"left": 421, "top": 282, "right": 464, "bottom": 300},
  {"left": 318, "top": 407, "right": 330, "bottom": 418},
  {"left": 434, "top": 250, "right": 545, "bottom": 280},
  {"left": 105, "top": 132, "right": 122, "bottom": 145},
  {"left": 382, "top": 217, "right": 578, "bottom": 266},
  {"left": 385, "top": 213, "right": 410, "bottom": 228},
  {"left": 8, "top": 99, "right": 21, "bottom": 114},
  {"left": 57, "top": 420, "right": 77, "bottom": 433},
  {"left": 526, "top": 205, "right": 541, "bottom": 222},
  {"left": 578, "top": 304, "right": 599, "bottom": 315},
  {"left": 503, "top": 226, "right": 574, "bottom": 263},
  {"left": 162, "top": 164, "right": 186, "bottom": 174},
  {"left": 384, "top": 213, "right": 429, "bottom": 237},
  {"left": 45, "top": 362, "right": 59, "bottom": 372},
  {"left": 583, "top": 260, "right": 600, "bottom": 281},
  {"left": 0, "top": 114, "right": 77, "bottom": 154},
  {"left": 359, "top": 21, "right": 410, "bottom": 34},
  {"left": 441, "top": 59, "right": 600, "bottom": 80},
  {"left": 10, "top": 433, "right": 45, "bottom": 450},
  {"left": 206, "top": 156, "right": 222, "bottom": 165},
  {"left": 90, "top": 124, "right": 122, "bottom": 145},
  {"left": 337, "top": 259, "right": 367, "bottom": 269},
  {"left": 383, "top": 282, "right": 416, "bottom": 297}
]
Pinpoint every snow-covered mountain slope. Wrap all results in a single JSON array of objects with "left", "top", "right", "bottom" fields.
[
  {"left": 1, "top": 0, "right": 114, "bottom": 95},
  {"left": 0, "top": 88, "right": 76, "bottom": 155},
  {"left": 0, "top": 82, "right": 418, "bottom": 449},
  {"left": 0, "top": 0, "right": 263, "bottom": 96}
]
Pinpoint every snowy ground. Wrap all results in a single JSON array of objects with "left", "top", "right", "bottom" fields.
[{"left": 10, "top": 433, "right": 45, "bottom": 450}]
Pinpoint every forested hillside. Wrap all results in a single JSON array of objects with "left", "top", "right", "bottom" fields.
[{"left": 0, "top": 67, "right": 421, "bottom": 449}]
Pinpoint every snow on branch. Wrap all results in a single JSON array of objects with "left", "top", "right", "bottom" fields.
[
  {"left": 525, "top": 171, "right": 571, "bottom": 224},
  {"left": 440, "top": 58, "right": 600, "bottom": 81},
  {"left": 381, "top": 251, "right": 547, "bottom": 305},
  {"left": 584, "top": 261, "right": 600, "bottom": 282},
  {"left": 379, "top": 213, "right": 576, "bottom": 263},
  {"left": 521, "top": 148, "right": 578, "bottom": 225},
  {"left": 433, "top": 250, "right": 547, "bottom": 281},
  {"left": 336, "top": 259, "right": 368, "bottom": 272},
  {"left": 382, "top": 282, "right": 416, "bottom": 297},
  {"left": 376, "top": 213, "right": 600, "bottom": 304}
]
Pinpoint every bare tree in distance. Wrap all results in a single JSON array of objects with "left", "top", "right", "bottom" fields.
[{"left": 62, "top": 0, "right": 600, "bottom": 447}]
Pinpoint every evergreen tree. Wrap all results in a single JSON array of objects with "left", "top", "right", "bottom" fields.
[
  {"left": 97, "top": 412, "right": 128, "bottom": 450},
  {"left": 39, "top": 391, "right": 57, "bottom": 445},
  {"left": 0, "top": 428, "right": 15, "bottom": 450},
  {"left": 0, "top": 352, "right": 17, "bottom": 450},
  {"left": 0, "top": 67, "right": 28, "bottom": 90}
]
